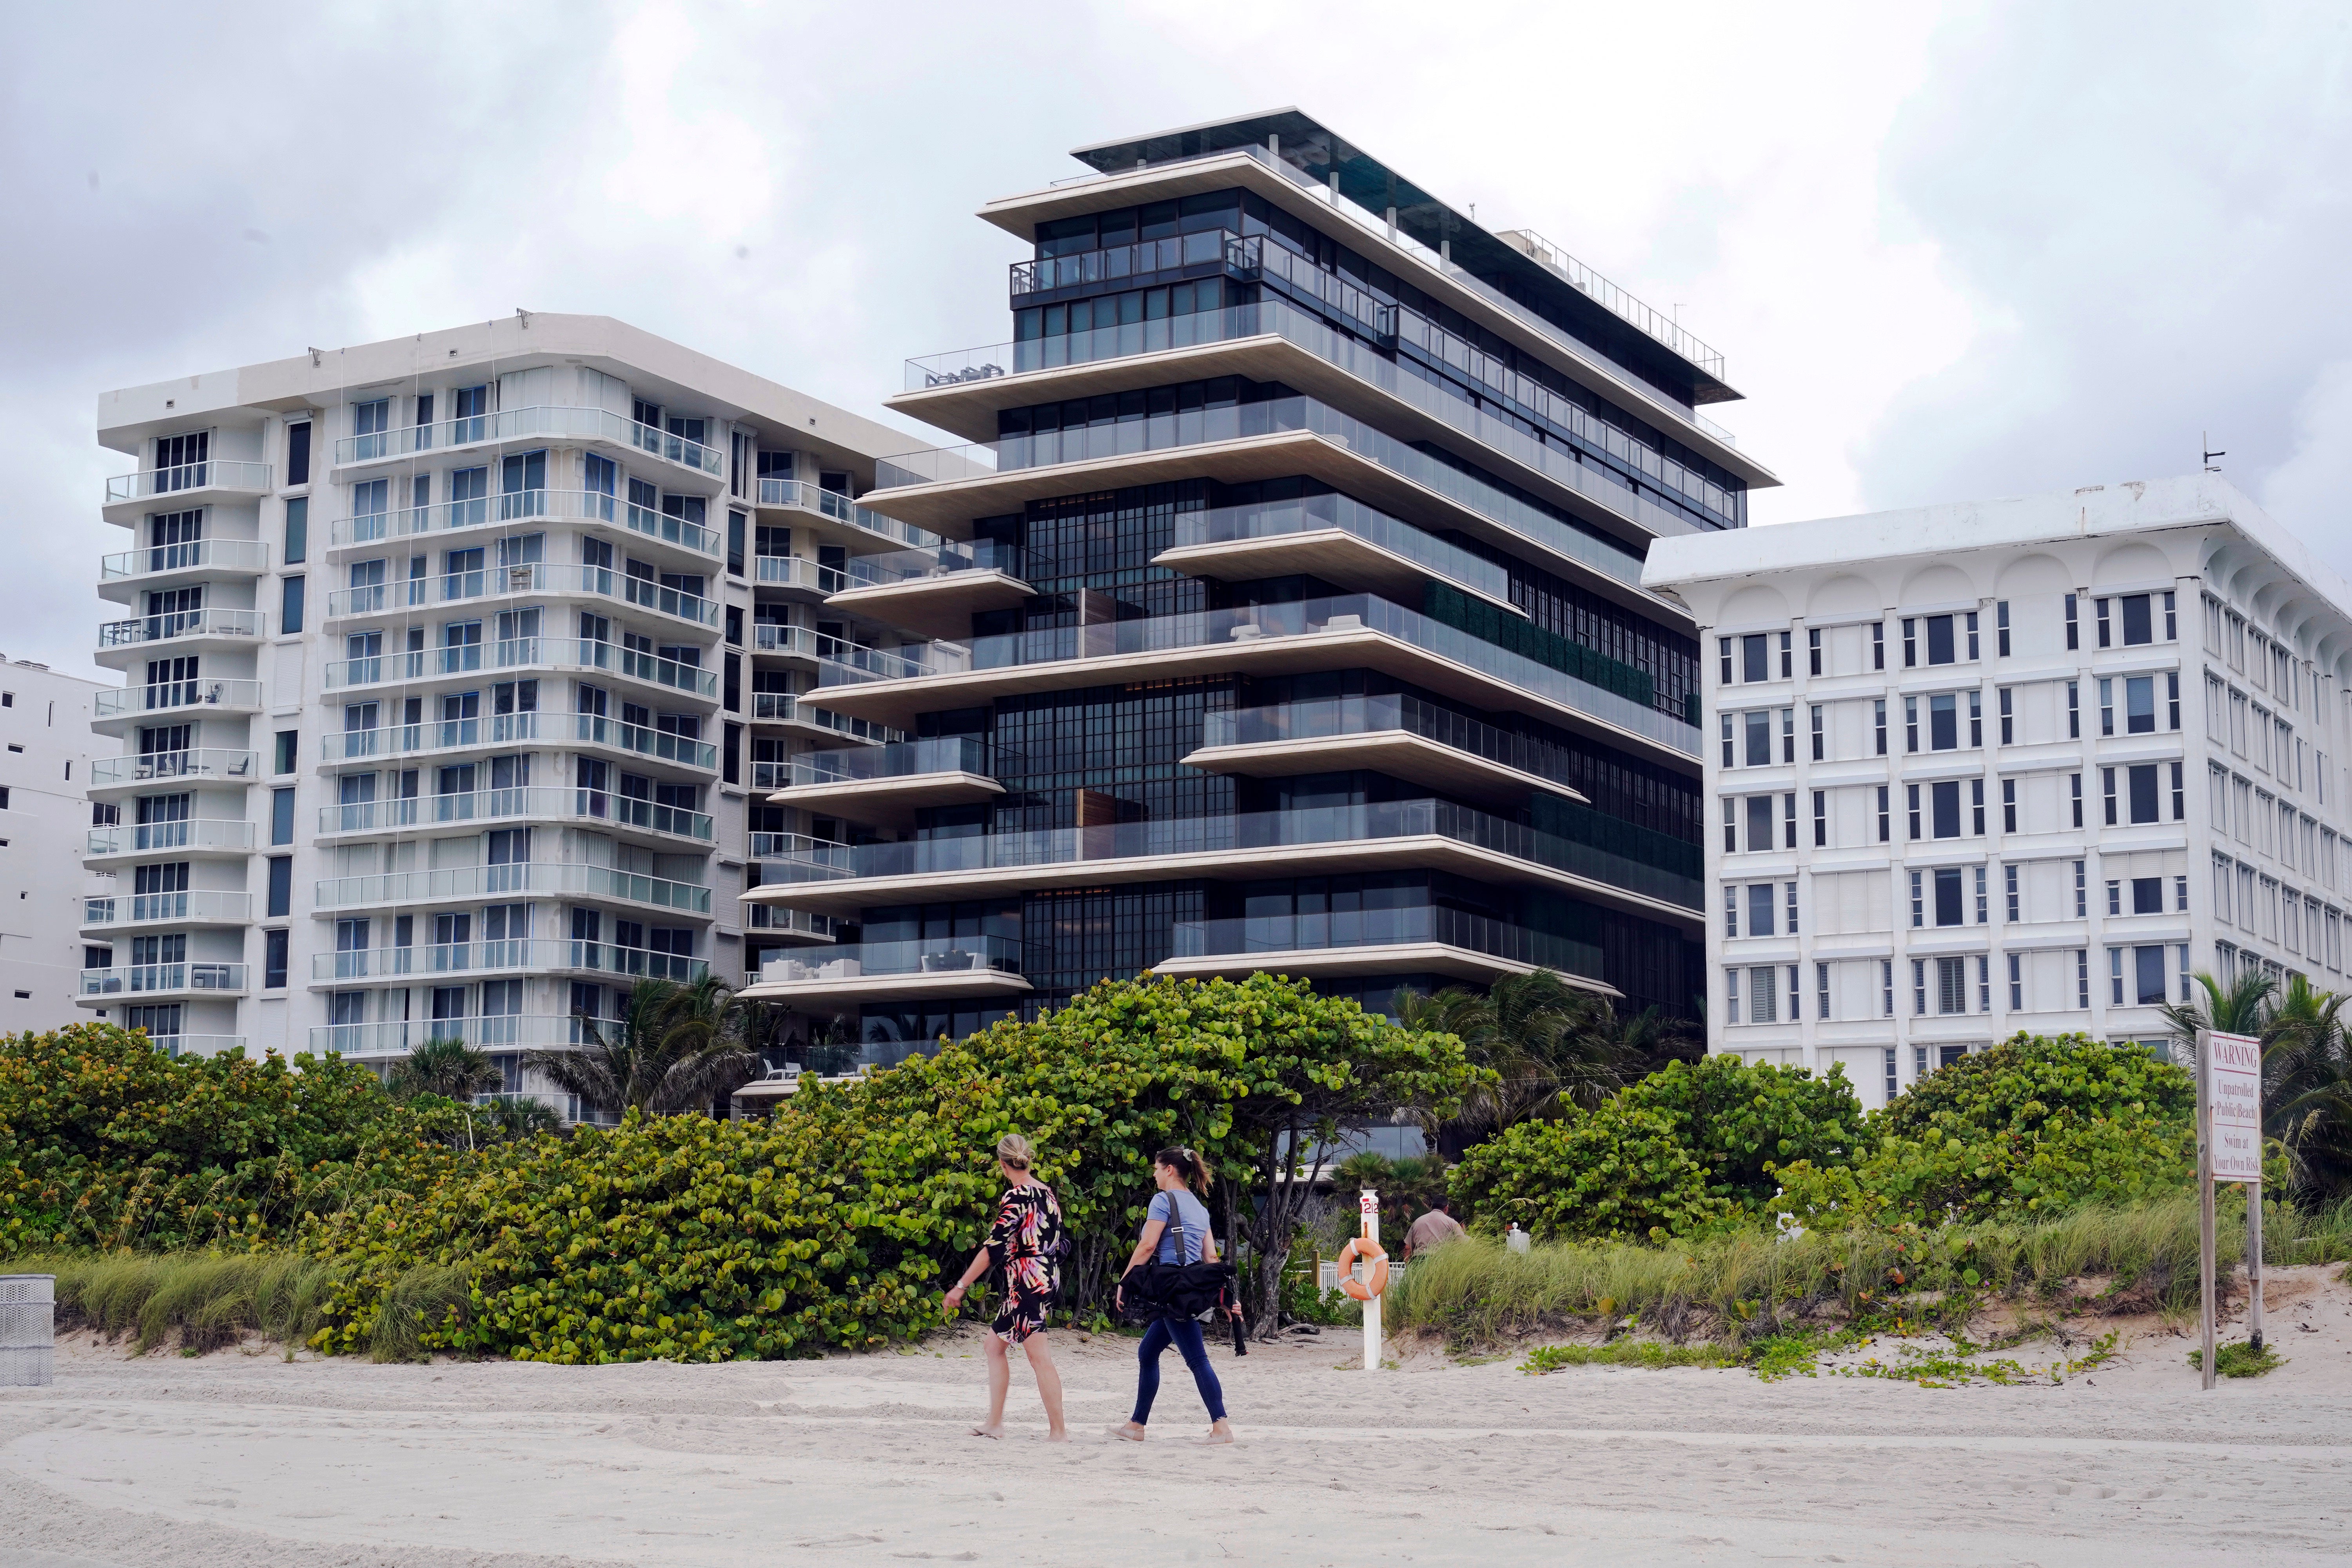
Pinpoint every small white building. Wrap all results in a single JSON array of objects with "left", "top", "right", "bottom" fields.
[
  {"left": 0, "top": 658, "right": 109, "bottom": 1033},
  {"left": 1644, "top": 475, "right": 2352, "bottom": 1107}
]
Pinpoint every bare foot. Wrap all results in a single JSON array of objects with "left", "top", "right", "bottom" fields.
[
  {"left": 969, "top": 1423, "right": 1003, "bottom": 1439},
  {"left": 1194, "top": 1420, "right": 1235, "bottom": 1446},
  {"left": 1110, "top": 1421, "right": 1147, "bottom": 1442},
  {"left": 1046, "top": 1429, "right": 1070, "bottom": 1443}
]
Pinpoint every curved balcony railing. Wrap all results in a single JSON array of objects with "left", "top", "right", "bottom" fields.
[
  {"left": 753, "top": 555, "right": 848, "bottom": 594},
  {"left": 78, "top": 962, "right": 249, "bottom": 996},
  {"left": 572, "top": 714, "right": 719, "bottom": 771},
  {"left": 1171, "top": 492, "right": 1508, "bottom": 601},
  {"left": 87, "top": 818, "right": 255, "bottom": 857},
  {"left": 314, "top": 860, "right": 711, "bottom": 914},
  {"left": 761, "top": 797, "right": 1701, "bottom": 909},
  {"left": 837, "top": 539, "right": 1029, "bottom": 592},
  {"left": 743, "top": 903, "right": 839, "bottom": 939},
  {"left": 748, "top": 693, "right": 902, "bottom": 744},
  {"left": 316, "top": 786, "right": 712, "bottom": 844},
  {"left": 326, "top": 563, "right": 717, "bottom": 628},
  {"left": 785, "top": 737, "right": 993, "bottom": 790},
  {"left": 310, "top": 1015, "right": 579, "bottom": 1055},
  {"left": 324, "top": 637, "right": 716, "bottom": 699},
  {"left": 332, "top": 405, "right": 721, "bottom": 476},
  {"left": 753, "top": 477, "right": 937, "bottom": 548},
  {"left": 323, "top": 711, "right": 544, "bottom": 764},
  {"left": 100, "top": 538, "right": 271, "bottom": 583},
  {"left": 92, "top": 749, "right": 259, "bottom": 789},
  {"left": 83, "top": 889, "right": 254, "bottom": 926},
  {"left": 753, "top": 622, "right": 822, "bottom": 659},
  {"left": 311, "top": 939, "right": 706, "bottom": 984},
  {"left": 818, "top": 593, "right": 1697, "bottom": 753},
  {"left": 96, "top": 679, "right": 265, "bottom": 720},
  {"left": 330, "top": 489, "right": 720, "bottom": 558},
  {"left": 1170, "top": 907, "right": 1603, "bottom": 982},
  {"left": 98, "top": 608, "right": 265, "bottom": 649},
  {"left": 105, "top": 461, "right": 272, "bottom": 505},
  {"left": 757, "top": 934, "right": 1022, "bottom": 985}
]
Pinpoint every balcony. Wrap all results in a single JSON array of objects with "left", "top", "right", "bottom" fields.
[
  {"left": 740, "top": 934, "right": 1028, "bottom": 1006},
  {"left": 1187, "top": 694, "right": 1593, "bottom": 808},
  {"left": 325, "top": 563, "right": 718, "bottom": 630},
  {"left": 102, "top": 460, "right": 273, "bottom": 521},
  {"left": 1156, "top": 492, "right": 1515, "bottom": 613},
  {"left": 139, "top": 1035, "right": 245, "bottom": 1058},
  {"left": 571, "top": 715, "right": 719, "bottom": 773},
  {"left": 85, "top": 818, "right": 256, "bottom": 863},
  {"left": 75, "top": 962, "right": 249, "bottom": 1001},
  {"left": 753, "top": 477, "right": 937, "bottom": 550},
  {"left": 310, "top": 1015, "right": 579, "bottom": 1057},
  {"left": 807, "top": 593, "right": 1700, "bottom": 762},
  {"left": 749, "top": 692, "right": 903, "bottom": 746},
  {"left": 742, "top": 903, "right": 839, "bottom": 943},
  {"left": 91, "top": 749, "right": 260, "bottom": 797},
  {"left": 94, "top": 678, "right": 265, "bottom": 733},
  {"left": 330, "top": 406, "right": 722, "bottom": 481},
  {"left": 751, "top": 622, "right": 823, "bottom": 665},
  {"left": 753, "top": 554, "right": 847, "bottom": 598},
  {"left": 328, "top": 489, "right": 721, "bottom": 561},
  {"left": 825, "top": 541, "right": 1034, "bottom": 642},
  {"left": 768, "top": 738, "right": 1002, "bottom": 828},
  {"left": 99, "top": 538, "right": 271, "bottom": 597},
  {"left": 96, "top": 608, "right": 265, "bottom": 665},
  {"left": 316, "top": 786, "right": 713, "bottom": 846},
  {"left": 323, "top": 711, "right": 547, "bottom": 766},
  {"left": 323, "top": 637, "right": 718, "bottom": 701},
  {"left": 310, "top": 939, "right": 707, "bottom": 985},
  {"left": 313, "top": 861, "right": 712, "bottom": 915},
  {"left": 82, "top": 889, "right": 254, "bottom": 929},
  {"left": 744, "top": 798, "right": 1702, "bottom": 920},
  {"left": 1156, "top": 907, "right": 1608, "bottom": 987},
  {"left": 1006, "top": 226, "right": 1257, "bottom": 307}
]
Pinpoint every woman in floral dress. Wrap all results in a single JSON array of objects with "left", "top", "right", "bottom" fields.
[{"left": 943, "top": 1133, "right": 1069, "bottom": 1441}]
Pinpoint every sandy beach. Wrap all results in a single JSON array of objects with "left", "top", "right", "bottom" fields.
[{"left": 3, "top": 1267, "right": 2349, "bottom": 1568}]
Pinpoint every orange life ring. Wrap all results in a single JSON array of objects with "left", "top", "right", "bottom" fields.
[{"left": 1336, "top": 1236, "right": 1390, "bottom": 1301}]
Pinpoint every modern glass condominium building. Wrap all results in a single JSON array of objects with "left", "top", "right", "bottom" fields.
[{"left": 743, "top": 111, "right": 1776, "bottom": 1063}]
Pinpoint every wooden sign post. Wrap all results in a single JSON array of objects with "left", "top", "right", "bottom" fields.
[{"left": 2197, "top": 1029, "right": 2265, "bottom": 1390}]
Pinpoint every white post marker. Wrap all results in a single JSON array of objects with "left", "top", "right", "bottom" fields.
[
  {"left": 2198, "top": 1029, "right": 2265, "bottom": 1389},
  {"left": 1361, "top": 1187, "right": 1381, "bottom": 1375}
]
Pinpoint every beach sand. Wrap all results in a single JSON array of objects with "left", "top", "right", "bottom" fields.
[{"left": 3, "top": 1265, "right": 2348, "bottom": 1568}]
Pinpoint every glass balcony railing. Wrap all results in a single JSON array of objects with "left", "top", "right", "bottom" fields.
[
  {"left": 82, "top": 889, "right": 254, "bottom": 926},
  {"left": 100, "top": 538, "right": 271, "bottom": 582},
  {"left": 817, "top": 593, "right": 1698, "bottom": 753},
  {"left": 331, "top": 406, "right": 722, "bottom": 477},
  {"left": 873, "top": 384, "right": 1667, "bottom": 585},
  {"left": 838, "top": 539, "right": 1030, "bottom": 592},
  {"left": 751, "top": 830, "right": 837, "bottom": 860},
  {"left": 753, "top": 555, "right": 848, "bottom": 594},
  {"left": 316, "top": 786, "right": 712, "bottom": 844},
  {"left": 92, "top": 749, "right": 259, "bottom": 789},
  {"left": 86, "top": 819, "right": 255, "bottom": 857},
  {"left": 330, "top": 489, "right": 721, "bottom": 559},
  {"left": 762, "top": 798, "right": 1702, "bottom": 909},
  {"left": 95, "top": 679, "right": 265, "bottom": 720},
  {"left": 748, "top": 693, "right": 903, "bottom": 744},
  {"left": 323, "top": 711, "right": 546, "bottom": 764},
  {"left": 98, "top": 608, "right": 265, "bottom": 649},
  {"left": 78, "top": 962, "right": 249, "bottom": 997},
  {"left": 311, "top": 939, "right": 706, "bottom": 984},
  {"left": 137, "top": 1035, "right": 244, "bottom": 1058},
  {"left": 1171, "top": 492, "right": 1508, "bottom": 602},
  {"left": 1202, "top": 694, "right": 1587, "bottom": 791},
  {"left": 105, "top": 461, "right": 272, "bottom": 505},
  {"left": 752, "top": 622, "right": 822, "bottom": 659},
  {"left": 756, "top": 933, "right": 1023, "bottom": 985},
  {"left": 1170, "top": 907, "right": 1604, "bottom": 982},
  {"left": 310, "top": 1016, "right": 579, "bottom": 1056},
  {"left": 323, "top": 637, "right": 717, "bottom": 698},
  {"left": 753, "top": 477, "right": 938, "bottom": 548},
  {"left": 573, "top": 714, "right": 719, "bottom": 771},
  {"left": 742, "top": 903, "right": 839, "bottom": 940},
  {"left": 314, "top": 861, "right": 711, "bottom": 914},
  {"left": 786, "top": 737, "right": 994, "bottom": 790},
  {"left": 325, "top": 563, "right": 717, "bottom": 628},
  {"left": 1006, "top": 227, "right": 1252, "bottom": 303}
]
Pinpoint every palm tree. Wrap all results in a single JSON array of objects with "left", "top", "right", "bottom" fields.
[
  {"left": 476, "top": 1095, "right": 563, "bottom": 1142},
  {"left": 1395, "top": 969, "right": 1644, "bottom": 1140},
  {"left": 2162, "top": 969, "right": 2352, "bottom": 1201},
  {"left": 2160, "top": 968, "right": 2278, "bottom": 1056},
  {"left": 390, "top": 1038, "right": 502, "bottom": 1102},
  {"left": 522, "top": 976, "right": 755, "bottom": 1119}
]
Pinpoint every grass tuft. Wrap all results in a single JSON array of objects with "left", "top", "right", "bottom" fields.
[
  {"left": 2189, "top": 1339, "right": 2287, "bottom": 1378},
  {"left": 7, "top": 1251, "right": 345, "bottom": 1354}
]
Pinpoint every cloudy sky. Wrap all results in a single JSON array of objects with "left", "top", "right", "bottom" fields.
[{"left": 8, "top": 0, "right": 2349, "bottom": 682}]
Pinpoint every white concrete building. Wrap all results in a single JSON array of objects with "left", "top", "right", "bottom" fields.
[
  {"left": 0, "top": 658, "right": 109, "bottom": 1032},
  {"left": 89, "top": 315, "right": 911, "bottom": 1091},
  {"left": 1644, "top": 475, "right": 2352, "bottom": 1108}
]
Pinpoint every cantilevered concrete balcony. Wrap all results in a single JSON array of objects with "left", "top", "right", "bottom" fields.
[
  {"left": 314, "top": 786, "right": 714, "bottom": 851},
  {"left": 753, "top": 477, "right": 940, "bottom": 555},
  {"left": 1153, "top": 909, "right": 1616, "bottom": 989},
  {"left": 93, "top": 678, "right": 264, "bottom": 737},
  {"left": 319, "top": 713, "right": 718, "bottom": 779},
  {"left": 742, "top": 902, "right": 840, "bottom": 944},
  {"left": 1151, "top": 492, "right": 1520, "bottom": 615},
  {"left": 85, "top": 818, "right": 256, "bottom": 868},
  {"left": 310, "top": 1016, "right": 579, "bottom": 1058},
  {"left": 752, "top": 553, "right": 848, "bottom": 600},
  {"left": 739, "top": 935, "right": 1030, "bottom": 1007},
  {"left": 330, "top": 406, "right": 722, "bottom": 488},
  {"left": 312, "top": 862, "right": 712, "bottom": 917},
  {"left": 804, "top": 593, "right": 1700, "bottom": 766},
  {"left": 321, "top": 638, "right": 719, "bottom": 706},
  {"left": 95, "top": 608, "right": 265, "bottom": 668},
  {"left": 74, "top": 962, "right": 249, "bottom": 1005},
  {"left": 326, "top": 490, "right": 723, "bottom": 570},
  {"left": 767, "top": 738, "right": 1003, "bottom": 829},
  {"left": 1184, "top": 694, "right": 1593, "bottom": 809},
  {"left": 81, "top": 890, "right": 253, "bottom": 931},
  {"left": 323, "top": 563, "right": 719, "bottom": 633},
  {"left": 748, "top": 692, "right": 904, "bottom": 747},
  {"left": 98, "top": 538, "right": 271, "bottom": 604},
  {"left": 823, "top": 541, "right": 1034, "bottom": 642},
  {"left": 90, "top": 748, "right": 260, "bottom": 800},
  {"left": 102, "top": 461, "right": 272, "bottom": 524},
  {"left": 744, "top": 799, "right": 1702, "bottom": 924},
  {"left": 307, "top": 939, "right": 708, "bottom": 989}
]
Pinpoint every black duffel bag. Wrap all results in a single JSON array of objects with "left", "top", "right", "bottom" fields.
[{"left": 1118, "top": 1195, "right": 1240, "bottom": 1327}]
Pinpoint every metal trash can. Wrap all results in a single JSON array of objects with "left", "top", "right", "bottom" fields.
[{"left": 0, "top": 1275, "right": 56, "bottom": 1387}]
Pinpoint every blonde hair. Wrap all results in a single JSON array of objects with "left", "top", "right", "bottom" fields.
[{"left": 995, "top": 1133, "right": 1034, "bottom": 1171}]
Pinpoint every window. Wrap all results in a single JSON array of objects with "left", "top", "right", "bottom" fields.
[
  {"left": 270, "top": 787, "right": 294, "bottom": 846},
  {"left": 1882, "top": 960, "right": 1895, "bottom": 1018},
  {"left": 1781, "top": 708, "right": 1795, "bottom": 764},
  {"left": 2171, "top": 762, "right": 2185, "bottom": 822},
  {"left": 2076, "top": 949, "right": 2090, "bottom": 1008},
  {"left": 1779, "top": 631, "right": 1793, "bottom": 679},
  {"left": 1907, "top": 784, "right": 1922, "bottom": 841},
  {"left": 2178, "top": 942, "right": 2194, "bottom": 1002},
  {"left": 1726, "top": 967, "right": 1740, "bottom": 1020},
  {"left": 2071, "top": 772, "right": 2084, "bottom": 828},
  {"left": 1722, "top": 798, "right": 1736, "bottom": 853},
  {"left": 2096, "top": 597, "right": 2112, "bottom": 648},
  {"left": 1976, "top": 863, "right": 1989, "bottom": 923},
  {"left": 1749, "top": 965, "right": 1778, "bottom": 1024},
  {"left": 2065, "top": 593, "right": 2079, "bottom": 650},
  {"left": 1748, "top": 882, "right": 1775, "bottom": 938},
  {"left": 2005, "top": 862, "right": 2021, "bottom": 921},
  {"left": 2135, "top": 945, "right": 2166, "bottom": 1005},
  {"left": 2163, "top": 592, "right": 2177, "bottom": 642},
  {"left": 264, "top": 929, "right": 288, "bottom": 989},
  {"left": 1808, "top": 628, "right": 1822, "bottom": 676},
  {"left": 1998, "top": 686, "right": 2013, "bottom": 745},
  {"left": 1965, "top": 612, "right": 1980, "bottom": 661},
  {"left": 1972, "top": 778, "right": 1986, "bottom": 835},
  {"left": 2167, "top": 672, "right": 2180, "bottom": 731},
  {"left": 1720, "top": 714, "right": 1734, "bottom": 768},
  {"left": 1874, "top": 699, "right": 1887, "bottom": 757},
  {"left": 1789, "top": 964, "right": 1802, "bottom": 1022},
  {"left": 2001, "top": 777, "right": 2017, "bottom": 833},
  {"left": 1969, "top": 690, "right": 1983, "bottom": 747},
  {"left": 1718, "top": 637, "right": 1732, "bottom": 685},
  {"left": 1742, "top": 633, "right": 1769, "bottom": 684},
  {"left": 1906, "top": 696, "right": 1920, "bottom": 753},
  {"left": 2174, "top": 875, "right": 2190, "bottom": 913},
  {"left": 1884, "top": 1047, "right": 1899, "bottom": 1102},
  {"left": 1927, "top": 614, "right": 1956, "bottom": 665},
  {"left": 1996, "top": 601, "right": 2011, "bottom": 657},
  {"left": 1817, "top": 962, "right": 1831, "bottom": 1020},
  {"left": 1810, "top": 704, "right": 1824, "bottom": 760},
  {"left": 1934, "top": 956, "right": 1966, "bottom": 1014},
  {"left": 287, "top": 420, "right": 311, "bottom": 486},
  {"left": 2075, "top": 860, "right": 2087, "bottom": 917},
  {"left": 1978, "top": 954, "right": 1992, "bottom": 1013},
  {"left": 2067, "top": 681, "right": 2080, "bottom": 738},
  {"left": 2099, "top": 678, "right": 2114, "bottom": 737},
  {"left": 1872, "top": 622, "right": 1884, "bottom": 670},
  {"left": 2125, "top": 675, "right": 2156, "bottom": 735},
  {"left": 1935, "top": 866, "right": 1964, "bottom": 926},
  {"left": 1745, "top": 710, "right": 1771, "bottom": 766},
  {"left": 1747, "top": 795, "right": 1772, "bottom": 852},
  {"left": 1902, "top": 617, "right": 1916, "bottom": 668},
  {"left": 2129, "top": 763, "right": 2160, "bottom": 824},
  {"left": 283, "top": 497, "right": 307, "bottom": 565},
  {"left": 1724, "top": 884, "right": 1739, "bottom": 938},
  {"left": 1929, "top": 693, "right": 1956, "bottom": 750},
  {"left": 1910, "top": 868, "right": 1926, "bottom": 928},
  {"left": 2009, "top": 952, "right": 2024, "bottom": 1010},
  {"left": 2113, "top": 594, "right": 2148, "bottom": 646},
  {"left": 280, "top": 575, "right": 305, "bottom": 635},
  {"left": 1813, "top": 789, "right": 1827, "bottom": 847},
  {"left": 1784, "top": 792, "right": 1798, "bottom": 849},
  {"left": 2102, "top": 767, "right": 2118, "bottom": 825},
  {"left": 1876, "top": 784, "right": 1890, "bottom": 844},
  {"left": 1933, "top": 780, "right": 1962, "bottom": 838},
  {"left": 275, "top": 731, "right": 298, "bottom": 775},
  {"left": 1786, "top": 881, "right": 1800, "bottom": 935},
  {"left": 2109, "top": 946, "right": 2124, "bottom": 1005},
  {"left": 267, "top": 855, "right": 292, "bottom": 918}
]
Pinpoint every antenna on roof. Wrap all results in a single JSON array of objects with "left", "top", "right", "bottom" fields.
[{"left": 2203, "top": 431, "right": 2226, "bottom": 473}]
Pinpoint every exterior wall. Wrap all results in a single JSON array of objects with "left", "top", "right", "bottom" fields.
[
  {"left": 1645, "top": 476, "right": 2352, "bottom": 1109},
  {"left": 90, "top": 315, "right": 909, "bottom": 1093},
  {"left": 0, "top": 661, "right": 107, "bottom": 1032}
]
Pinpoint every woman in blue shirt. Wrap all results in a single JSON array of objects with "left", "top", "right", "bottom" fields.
[{"left": 1110, "top": 1146, "right": 1236, "bottom": 1445}]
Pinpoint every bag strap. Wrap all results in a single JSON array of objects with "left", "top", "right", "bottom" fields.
[{"left": 1160, "top": 1188, "right": 1189, "bottom": 1265}]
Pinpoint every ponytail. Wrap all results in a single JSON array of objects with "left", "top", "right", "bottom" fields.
[{"left": 1154, "top": 1145, "right": 1211, "bottom": 1194}]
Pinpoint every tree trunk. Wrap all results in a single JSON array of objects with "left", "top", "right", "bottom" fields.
[{"left": 1240, "top": 1116, "right": 1310, "bottom": 1338}]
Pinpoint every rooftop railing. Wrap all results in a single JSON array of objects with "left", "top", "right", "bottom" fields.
[
  {"left": 753, "top": 477, "right": 938, "bottom": 548},
  {"left": 325, "top": 562, "right": 718, "bottom": 628},
  {"left": 100, "top": 538, "right": 271, "bottom": 582},
  {"left": 331, "top": 405, "right": 722, "bottom": 477},
  {"left": 757, "top": 934, "right": 1023, "bottom": 985},
  {"left": 98, "top": 608, "right": 265, "bottom": 649},
  {"left": 91, "top": 749, "right": 259, "bottom": 789},
  {"left": 323, "top": 636, "right": 717, "bottom": 699},
  {"left": 105, "top": 460, "right": 272, "bottom": 505},
  {"left": 837, "top": 539, "right": 1029, "bottom": 592},
  {"left": 86, "top": 818, "right": 256, "bottom": 857},
  {"left": 1170, "top": 907, "right": 1603, "bottom": 980},
  {"left": 82, "top": 889, "right": 254, "bottom": 926},
  {"left": 785, "top": 737, "right": 994, "bottom": 790},
  {"left": 311, "top": 939, "right": 706, "bottom": 984},
  {"left": 78, "top": 962, "right": 249, "bottom": 997},
  {"left": 330, "top": 488, "right": 720, "bottom": 558},
  {"left": 314, "top": 860, "right": 712, "bottom": 914},
  {"left": 95, "top": 678, "right": 264, "bottom": 720},
  {"left": 316, "top": 785, "right": 713, "bottom": 844}
]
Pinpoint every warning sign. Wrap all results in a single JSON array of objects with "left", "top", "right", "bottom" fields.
[{"left": 2206, "top": 1030, "right": 2263, "bottom": 1185}]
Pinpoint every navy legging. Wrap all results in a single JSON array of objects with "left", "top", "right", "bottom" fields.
[{"left": 1132, "top": 1316, "right": 1226, "bottom": 1425}]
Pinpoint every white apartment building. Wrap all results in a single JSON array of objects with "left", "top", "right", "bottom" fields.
[
  {"left": 1645, "top": 475, "right": 2352, "bottom": 1108},
  {"left": 0, "top": 658, "right": 109, "bottom": 1032},
  {"left": 89, "top": 315, "right": 911, "bottom": 1091}
]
